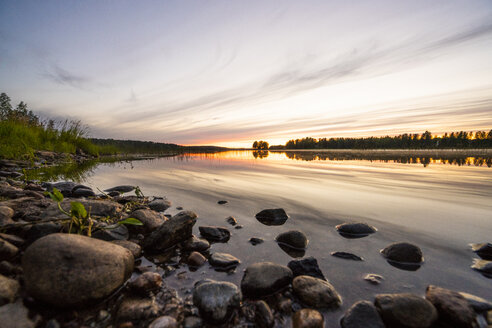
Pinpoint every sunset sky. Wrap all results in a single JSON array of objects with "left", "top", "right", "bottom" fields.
[{"left": 1, "top": 1, "right": 492, "bottom": 147}]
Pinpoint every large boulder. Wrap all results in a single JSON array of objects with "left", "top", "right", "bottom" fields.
[
  {"left": 341, "top": 300, "right": 385, "bottom": 328},
  {"left": 255, "top": 208, "right": 289, "bottom": 226},
  {"left": 193, "top": 280, "right": 241, "bottom": 324},
  {"left": 292, "top": 275, "right": 342, "bottom": 309},
  {"left": 241, "top": 262, "right": 293, "bottom": 298},
  {"left": 375, "top": 293, "right": 437, "bottom": 328},
  {"left": 425, "top": 286, "right": 476, "bottom": 328},
  {"left": 143, "top": 211, "right": 197, "bottom": 252},
  {"left": 22, "top": 233, "right": 134, "bottom": 307}
]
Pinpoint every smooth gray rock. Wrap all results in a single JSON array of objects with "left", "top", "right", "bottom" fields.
[
  {"left": 182, "top": 235, "right": 210, "bottom": 252},
  {"left": 255, "top": 208, "right": 289, "bottom": 226},
  {"left": 111, "top": 240, "right": 142, "bottom": 258},
  {"left": 130, "top": 209, "right": 167, "bottom": 234},
  {"left": 144, "top": 211, "right": 197, "bottom": 252},
  {"left": 193, "top": 280, "right": 241, "bottom": 324},
  {"left": 209, "top": 252, "right": 240, "bottom": 269},
  {"left": 381, "top": 242, "right": 423, "bottom": 263},
  {"left": 188, "top": 251, "right": 206, "bottom": 267},
  {"left": 276, "top": 230, "right": 308, "bottom": 249},
  {"left": 22, "top": 233, "right": 134, "bottom": 307},
  {"left": 199, "top": 226, "right": 230, "bottom": 242},
  {"left": 375, "top": 293, "right": 437, "bottom": 328},
  {"left": 241, "top": 262, "right": 293, "bottom": 298},
  {"left": 336, "top": 222, "right": 377, "bottom": 237},
  {"left": 0, "top": 274, "right": 19, "bottom": 305},
  {"left": 92, "top": 224, "right": 129, "bottom": 241},
  {"left": 148, "top": 198, "right": 172, "bottom": 212},
  {"left": 293, "top": 275, "right": 342, "bottom": 309},
  {"left": 341, "top": 300, "right": 385, "bottom": 328},
  {"left": 24, "top": 222, "right": 62, "bottom": 244},
  {"left": 425, "top": 285, "right": 476, "bottom": 328}
]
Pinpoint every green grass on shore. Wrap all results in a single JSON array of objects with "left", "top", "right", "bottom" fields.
[{"left": 0, "top": 120, "right": 117, "bottom": 160}]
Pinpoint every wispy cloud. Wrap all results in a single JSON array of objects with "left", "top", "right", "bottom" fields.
[{"left": 42, "top": 64, "right": 91, "bottom": 90}]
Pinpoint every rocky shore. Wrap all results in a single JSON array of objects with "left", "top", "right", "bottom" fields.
[{"left": 1, "top": 157, "right": 492, "bottom": 328}]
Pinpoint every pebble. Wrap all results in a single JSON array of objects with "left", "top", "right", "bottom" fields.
[
  {"left": 148, "top": 316, "right": 178, "bottom": 328},
  {"left": 335, "top": 222, "right": 377, "bottom": 238},
  {"left": 128, "top": 272, "right": 163, "bottom": 295},
  {"left": 209, "top": 252, "right": 240, "bottom": 269},
  {"left": 249, "top": 237, "right": 264, "bottom": 245},
  {"left": 255, "top": 300, "right": 274, "bottom": 328},
  {"left": 188, "top": 252, "right": 206, "bottom": 267},
  {"left": 331, "top": 251, "right": 363, "bottom": 261},
  {"left": 198, "top": 226, "right": 231, "bottom": 242},
  {"left": 292, "top": 309, "right": 324, "bottom": 328},
  {"left": 255, "top": 208, "right": 289, "bottom": 226}
]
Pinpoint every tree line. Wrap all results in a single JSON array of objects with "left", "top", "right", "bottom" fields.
[
  {"left": 252, "top": 140, "right": 269, "bottom": 150},
  {"left": 283, "top": 131, "right": 492, "bottom": 149}
]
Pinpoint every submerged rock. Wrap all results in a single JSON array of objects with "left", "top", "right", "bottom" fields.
[
  {"left": 193, "top": 280, "right": 241, "bottom": 324},
  {"left": 470, "top": 243, "right": 492, "bottom": 260},
  {"left": 217, "top": 200, "right": 228, "bottom": 205},
  {"left": 288, "top": 257, "right": 326, "bottom": 280},
  {"left": 292, "top": 309, "right": 324, "bottom": 328},
  {"left": 241, "top": 262, "right": 293, "bottom": 298},
  {"left": 116, "top": 297, "right": 160, "bottom": 322},
  {"left": 144, "top": 211, "right": 197, "bottom": 252},
  {"left": 341, "top": 300, "right": 385, "bottom": 328},
  {"left": 425, "top": 285, "right": 476, "bottom": 328},
  {"left": 22, "top": 233, "right": 134, "bottom": 307},
  {"left": 336, "top": 222, "right": 377, "bottom": 238},
  {"left": 255, "top": 208, "right": 289, "bottom": 226},
  {"left": 381, "top": 242, "right": 423, "bottom": 263},
  {"left": 331, "top": 251, "right": 363, "bottom": 261},
  {"left": 276, "top": 230, "right": 308, "bottom": 249},
  {"left": 293, "top": 275, "right": 342, "bottom": 309},
  {"left": 209, "top": 252, "right": 240, "bottom": 269},
  {"left": 249, "top": 237, "right": 264, "bottom": 245},
  {"left": 199, "top": 226, "right": 230, "bottom": 242},
  {"left": 375, "top": 293, "right": 437, "bottom": 328}
]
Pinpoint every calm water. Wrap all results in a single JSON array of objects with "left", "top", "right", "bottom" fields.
[{"left": 39, "top": 151, "right": 492, "bottom": 324}]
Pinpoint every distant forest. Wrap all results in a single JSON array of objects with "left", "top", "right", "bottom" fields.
[
  {"left": 91, "top": 138, "right": 226, "bottom": 154},
  {"left": 276, "top": 130, "right": 492, "bottom": 150}
]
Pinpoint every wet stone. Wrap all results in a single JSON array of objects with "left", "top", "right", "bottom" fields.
[
  {"left": 255, "top": 300, "right": 274, "bottom": 328},
  {"left": 276, "top": 230, "right": 308, "bottom": 249},
  {"left": 341, "top": 300, "right": 385, "bottom": 328},
  {"left": 111, "top": 240, "right": 142, "bottom": 258},
  {"left": 471, "top": 259, "right": 492, "bottom": 277},
  {"left": 235, "top": 225, "right": 243, "bottom": 229},
  {"left": 288, "top": 257, "right": 326, "bottom": 280},
  {"left": 470, "top": 243, "right": 492, "bottom": 260},
  {"left": 209, "top": 252, "right": 240, "bottom": 269},
  {"left": 0, "top": 274, "right": 20, "bottom": 305},
  {"left": 148, "top": 198, "right": 172, "bottom": 212},
  {"left": 255, "top": 208, "right": 289, "bottom": 226},
  {"left": 182, "top": 235, "right": 210, "bottom": 252},
  {"left": 129, "top": 272, "right": 163, "bottom": 295},
  {"left": 198, "top": 226, "right": 230, "bottom": 242},
  {"left": 293, "top": 275, "right": 342, "bottom": 309},
  {"left": 331, "top": 251, "right": 363, "bottom": 261},
  {"left": 292, "top": 309, "right": 324, "bottom": 328},
  {"left": 104, "top": 185, "right": 135, "bottom": 194},
  {"left": 92, "top": 223, "right": 129, "bottom": 241},
  {"left": 116, "top": 297, "right": 160, "bottom": 322},
  {"left": 381, "top": 242, "right": 423, "bottom": 263},
  {"left": 193, "top": 280, "right": 241, "bottom": 324},
  {"left": 217, "top": 200, "right": 228, "bottom": 205},
  {"left": 226, "top": 216, "right": 237, "bottom": 226},
  {"left": 188, "top": 252, "right": 206, "bottom": 267},
  {"left": 425, "top": 285, "right": 476, "bottom": 328},
  {"left": 148, "top": 316, "right": 178, "bottom": 328},
  {"left": 249, "top": 237, "right": 264, "bottom": 245},
  {"left": 130, "top": 209, "right": 167, "bottom": 234},
  {"left": 375, "top": 293, "right": 437, "bottom": 328},
  {"left": 183, "top": 316, "right": 202, "bottom": 328},
  {"left": 458, "top": 292, "right": 492, "bottom": 312},
  {"left": 336, "top": 222, "right": 377, "bottom": 238},
  {"left": 364, "top": 273, "right": 384, "bottom": 285},
  {"left": 241, "top": 262, "right": 293, "bottom": 298}
]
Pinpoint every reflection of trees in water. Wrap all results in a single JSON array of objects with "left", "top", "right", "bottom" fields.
[
  {"left": 253, "top": 151, "right": 269, "bottom": 159},
  {"left": 281, "top": 152, "right": 492, "bottom": 167}
]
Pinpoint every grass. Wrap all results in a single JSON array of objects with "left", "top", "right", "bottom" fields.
[{"left": 0, "top": 120, "right": 117, "bottom": 160}]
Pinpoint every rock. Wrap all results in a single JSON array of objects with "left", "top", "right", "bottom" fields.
[
  {"left": 129, "top": 272, "right": 163, "bottom": 295},
  {"left": 226, "top": 216, "right": 237, "bottom": 226},
  {"left": 0, "top": 206, "right": 14, "bottom": 225},
  {"left": 209, "top": 252, "right": 240, "bottom": 269},
  {"left": 130, "top": 209, "right": 167, "bottom": 234},
  {"left": 22, "top": 233, "right": 134, "bottom": 307},
  {"left": 241, "top": 262, "right": 293, "bottom": 298},
  {"left": 292, "top": 309, "right": 324, "bottom": 328},
  {"left": 0, "top": 261, "right": 22, "bottom": 276},
  {"left": 276, "top": 230, "right": 308, "bottom": 249},
  {"left": 293, "top": 275, "right": 342, "bottom": 309},
  {"left": 0, "top": 302, "right": 36, "bottom": 328},
  {"left": 217, "top": 200, "right": 228, "bottom": 205},
  {"left": 23, "top": 222, "right": 62, "bottom": 244},
  {"left": 255, "top": 300, "right": 274, "bottom": 328},
  {"left": 182, "top": 235, "right": 210, "bottom": 252},
  {"left": 288, "top": 257, "right": 326, "bottom": 280},
  {"left": 116, "top": 297, "right": 160, "bottom": 322},
  {"left": 199, "top": 226, "right": 230, "bottom": 242},
  {"left": 375, "top": 293, "right": 438, "bottom": 328},
  {"left": 183, "top": 316, "right": 202, "bottom": 328},
  {"left": 92, "top": 224, "right": 129, "bottom": 241},
  {"left": 249, "top": 237, "right": 264, "bottom": 245},
  {"left": 381, "top": 242, "right": 423, "bottom": 263},
  {"left": 148, "top": 198, "right": 172, "bottom": 212},
  {"left": 235, "top": 225, "right": 243, "bottom": 229},
  {"left": 71, "top": 186, "right": 96, "bottom": 198},
  {"left": 149, "top": 316, "right": 178, "bottom": 328},
  {"left": 144, "top": 211, "right": 197, "bottom": 252},
  {"left": 470, "top": 243, "right": 492, "bottom": 260},
  {"left": 471, "top": 259, "right": 492, "bottom": 277},
  {"left": 193, "top": 280, "right": 241, "bottom": 324},
  {"left": 255, "top": 208, "right": 289, "bottom": 226},
  {"left": 104, "top": 185, "right": 135, "bottom": 194},
  {"left": 459, "top": 292, "right": 492, "bottom": 312},
  {"left": 24, "top": 183, "right": 44, "bottom": 192},
  {"left": 112, "top": 240, "right": 142, "bottom": 258},
  {"left": 336, "top": 222, "right": 377, "bottom": 237},
  {"left": 487, "top": 310, "right": 492, "bottom": 325},
  {"left": 0, "top": 233, "right": 24, "bottom": 247},
  {"left": 76, "top": 199, "right": 123, "bottom": 217},
  {"left": 0, "top": 238, "right": 18, "bottom": 261},
  {"left": 0, "top": 274, "right": 19, "bottom": 305},
  {"left": 176, "top": 207, "right": 183, "bottom": 210},
  {"left": 331, "top": 251, "right": 363, "bottom": 261},
  {"left": 188, "top": 252, "right": 206, "bottom": 267},
  {"left": 341, "top": 300, "right": 385, "bottom": 328},
  {"left": 425, "top": 285, "right": 476, "bottom": 328},
  {"left": 45, "top": 181, "right": 78, "bottom": 196},
  {"left": 364, "top": 273, "right": 384, "bottom": 285}
]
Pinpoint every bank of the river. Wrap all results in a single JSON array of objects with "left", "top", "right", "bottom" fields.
[{"left": 1, "top": 154, "right": 491, "bottom": 328}]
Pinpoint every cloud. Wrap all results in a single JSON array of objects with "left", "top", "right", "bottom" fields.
[{"left": 42, "top": 64, "right": 91, "bottom": 90}]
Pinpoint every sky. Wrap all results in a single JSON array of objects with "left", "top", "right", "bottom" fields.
[{"left": 1, "top": 1, "right": 492, "bottom": 147}]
